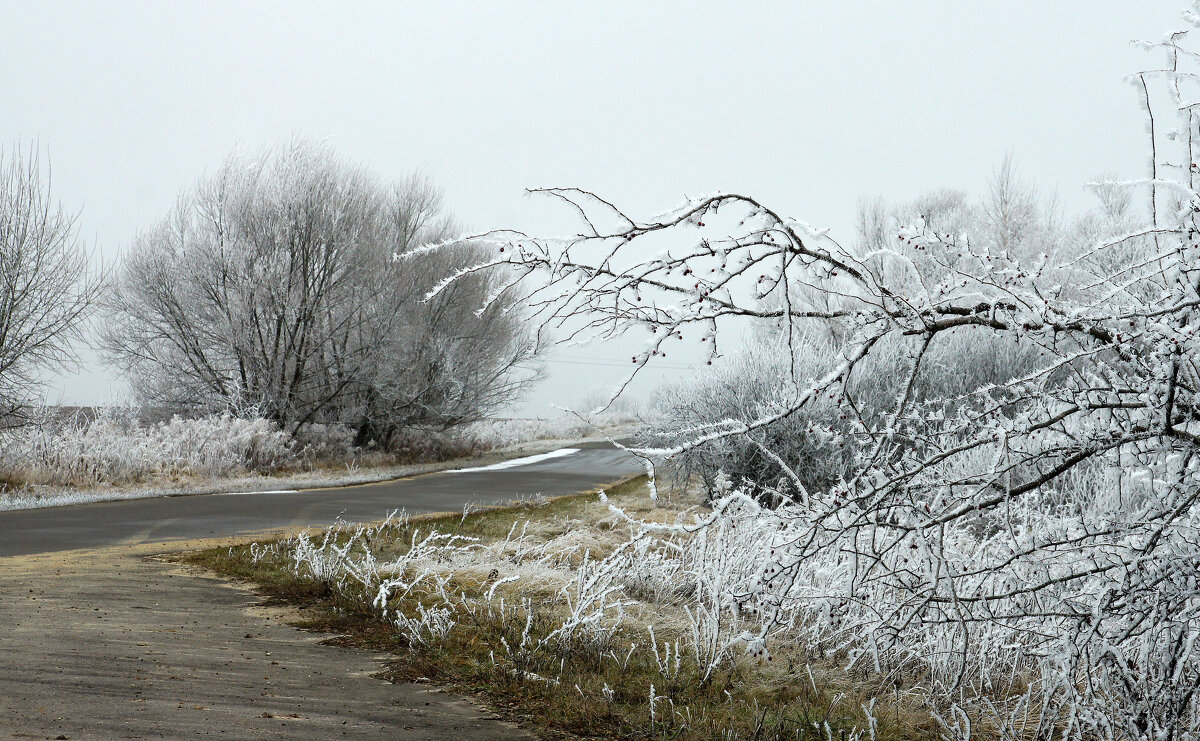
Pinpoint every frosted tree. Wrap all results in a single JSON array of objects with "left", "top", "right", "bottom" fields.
[
  {"left": 0, "top": 145, "right": 101, "bottom": 427},
  {"left": 104, "top": 141, "right": 536, "bottom": 443},
  {"left": 409, "top": 6, "right": 1200, "bottom": 738}
]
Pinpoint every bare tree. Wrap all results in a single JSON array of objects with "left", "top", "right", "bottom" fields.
[
  {"left": 0, "top": 146, "right": 101, "bottom": 427},
  {"left": 103, "top": 141, "right": 535, "bottom": 443}
]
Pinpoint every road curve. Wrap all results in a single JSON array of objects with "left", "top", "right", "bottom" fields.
[
  {"left": 0, "top": 440, "right": 641, "bottom": 557},
  {"left": 0, "top": 441, "right": 641, "bottom": 740}
]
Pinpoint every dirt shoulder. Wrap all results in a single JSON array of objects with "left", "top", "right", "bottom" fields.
[{"left": 0, "top": 540, "right": 533, "bottom": 740}]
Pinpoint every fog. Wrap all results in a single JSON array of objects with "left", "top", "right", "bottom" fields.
[{"left": 0, "top": 0, "right": 1180, "bottom": 413}]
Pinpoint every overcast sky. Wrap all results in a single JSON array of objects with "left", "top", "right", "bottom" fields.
[{"left": 0, "top": 1, "right": 1186, "bottom": 415}]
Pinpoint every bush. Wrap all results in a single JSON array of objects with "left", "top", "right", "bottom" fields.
[
  {"left": 649, "top": 320, "right": 1044, "bottom": 504},
  {"left": 0, "top": 410, "right": 295, "bottom": 486}
]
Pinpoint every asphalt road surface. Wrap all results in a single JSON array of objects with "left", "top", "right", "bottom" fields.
[
  {"left": 0, "top": 440, "right": 640, "bottom": 558},
  {"left": 0, "top": 441, "right": 640, "bottom": 740}
]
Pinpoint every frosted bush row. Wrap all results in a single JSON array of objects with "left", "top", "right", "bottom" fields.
[
  {"left": 0, "top": 411, "right": 295, "bottom": 486},
  {"left": 705, "top": 472, "right": 1200, "bottom": 740},
  {"left": 0, "top": 411, "right": 618, "bottom": 490},
  {"left": 458, "top": 412, "right": 638, "bottom": 452}
]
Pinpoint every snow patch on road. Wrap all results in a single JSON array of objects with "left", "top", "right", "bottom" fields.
[{"left": 448, "top": 448, "right": 580, "bottom": 473}]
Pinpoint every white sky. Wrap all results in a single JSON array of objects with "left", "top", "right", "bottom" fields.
[{"left": 0, "top": 1, "right": 1186, "bottom": 415}]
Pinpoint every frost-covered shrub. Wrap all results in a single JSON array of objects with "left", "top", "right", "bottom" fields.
[
  {"left": 648, "top": 334, "right": 845, "bottom": 501},
  {"left": 292, "top": 423, "right": 359, "bottom": 461},
  {"left": 651, "top": 321, "right": 1044, "bottom": 504},
  {"left": 0, "top": 410, "right": 295, "bottom": 486}
]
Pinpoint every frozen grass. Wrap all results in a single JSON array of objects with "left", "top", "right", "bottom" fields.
[
  {"left": 192, "top": 477, "right": 935, "bottom": 740},
  {"left": 0, "top": 411, "right": 295, "bottom": 488},
  {"left": 197, "top": 465, "right": 1195, "bottom": 739}
]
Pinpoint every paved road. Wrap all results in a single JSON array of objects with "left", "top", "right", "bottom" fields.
[
  {"left": 0, "top": 441, "right": 640, "bottom": 740},
  {"left": 0, "top": 440, "right": 640, "bottom": 557}
]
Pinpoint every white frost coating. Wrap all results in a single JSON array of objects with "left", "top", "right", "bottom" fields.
[
  {"left": 447, "top": 447, "right": 580, "bottom": 473},
  {"left": 391, "top": 14, "right": 1200, "bottom": 733}
]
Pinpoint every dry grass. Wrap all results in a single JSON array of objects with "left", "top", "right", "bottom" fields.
[{"left": 187, "top": 478, "right": 944, "bottom": 740}]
